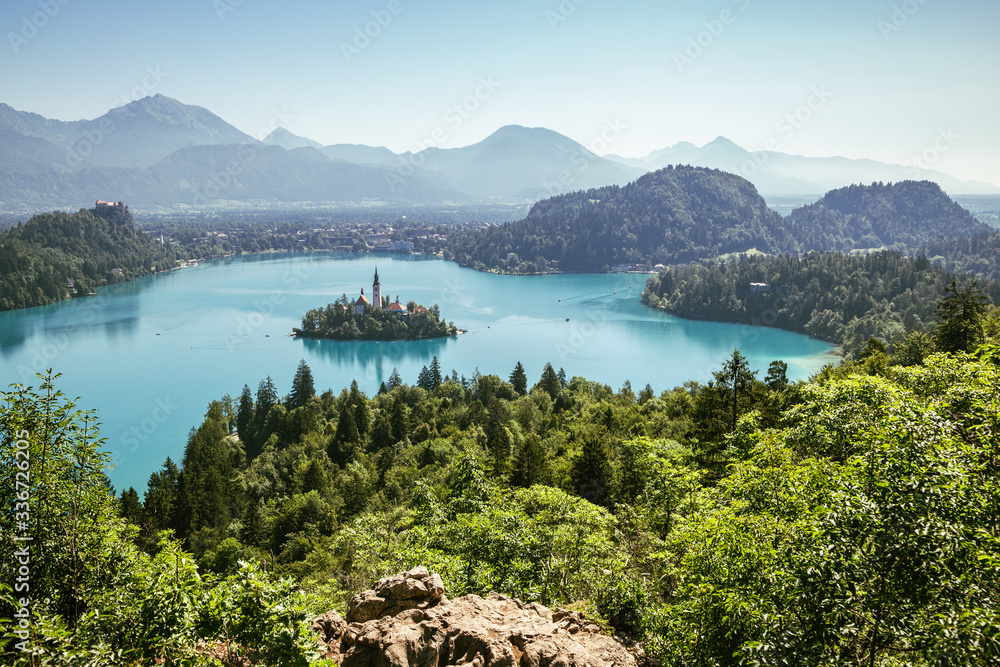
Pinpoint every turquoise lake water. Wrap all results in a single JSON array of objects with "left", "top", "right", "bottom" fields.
[{"left": 0, "top": 253, "right": 838, "bottom": 492}]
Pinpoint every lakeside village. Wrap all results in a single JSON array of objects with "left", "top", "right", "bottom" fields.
[
  {"left": 145, "top": 215, "right": 700, "bottom": 276},
  {"left": 292, "top": 268, "right": 460, "bottom": 341}
]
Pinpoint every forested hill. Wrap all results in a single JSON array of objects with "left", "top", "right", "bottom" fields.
[
  {"left": 786, "top": 180, "right": 990, "bottom": 251},
  {"left": 643, "top": 251, "right": 1000, "bottom": 357},
  {"left": 0, "top": 204, "right": 177, "bottom": 311},
  {"left": 444, "top": 166, "right": 792, "bottom": 272},
  {"left": 444, "top": 170, "right": 990, "bottom": 274}
]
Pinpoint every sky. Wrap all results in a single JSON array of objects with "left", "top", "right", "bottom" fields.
[{"left": 2, "top": 0, "right": 999, "bottom": 185}]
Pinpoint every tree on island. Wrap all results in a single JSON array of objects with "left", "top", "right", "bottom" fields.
[{"left": 296, "top": 298, "right": 455, "bottom": 341}]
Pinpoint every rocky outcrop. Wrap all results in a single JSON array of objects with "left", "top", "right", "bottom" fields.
[
  {"left": 313, "top": 567, "right": 638, "bottom": 667},
  {"left": 346, "top": 565, "right": 446, "bottom": 623}
]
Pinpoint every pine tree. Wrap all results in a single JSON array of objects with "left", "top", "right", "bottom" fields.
[
  {"left": 430, "top": 356, "right": 443, "bottom": 389},
  {"left": 236, "top": 384, "right": 254, "bottom": 445},
  {"left": 240, "top": 499, "right": 266, "bottom": 547},
  {"left": 335, "top": 401, "right": 359, "bottom": 448},
  {"left": 289, "top": 359, "right": 315, "bottom": 409},
  {"left": 557, "top": 367, "right": 567, "bottom": 388},
  {"left": 572, "top": 434, "right": 612, "bottom": 507},
  {"left": 175, "top": 401, "right": 235, "bottom": 536},
  {"left": 935, "top": 280, "right": 988, "bottom": 353},
  {"left": 390, "top": 399, "right": 410, "bottom": 442},
  {"left": 256, "top": 377, "right": 277, "bottom": 413},
  {"left": 509, "top": 361, "right": 528, "bottom": 396},
  {"left": 118, "top": 486, "right": 145, "bottom": 525},
  {"left": 764, "top": 360, "right": 789, "bottom": 392},
  {"left": 370, "top": 412, "right": 394, "bottom": 451},
  {"left": 144, "top": 457, "right": 180, "bottom": 532},
  {"left": 417, "top": 365, "right": 434, "bottom": 390},
  {"left": 512, "top": 435, "right": 548, "bottom": 487},
  {"left": 250, "top": 376, "right": 278, "bottom": 458},
  {"left": 351, "top": 381, "right": 371, "bottom": 438},
  {"left": 387, "top": 367, "right": 403, "bottom": 390},
  {"left": 536, "top": 362, "right": 562, "bottom": 398},
  {"left": 716, "top": 349, "right": 757, "bottom": 433}
]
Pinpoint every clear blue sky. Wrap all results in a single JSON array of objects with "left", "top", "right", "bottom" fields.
[{"left": 2, "top": 0, "right": 998, "bottom": 184}]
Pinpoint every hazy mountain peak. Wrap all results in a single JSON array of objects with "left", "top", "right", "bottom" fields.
[
  {"left": 481, "top": 125, "right": 570, "bottom": 145},
  {"left": 705, "top": 136, "right": 741, "bottom": 149},
  {"left": 263, "top": 127, "right": 324, "bottom": 151},
  {"left": 67, "top": 95, "right": 257, "bottom": 168}
]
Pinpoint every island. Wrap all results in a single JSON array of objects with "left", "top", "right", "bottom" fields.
[{"left": 292, "top": 267, "right": 458, "bottom": 341}]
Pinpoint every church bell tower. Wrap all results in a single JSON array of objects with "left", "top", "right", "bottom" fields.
[{"left": 372, "top": 267, "right": 382, "bottom": 310}]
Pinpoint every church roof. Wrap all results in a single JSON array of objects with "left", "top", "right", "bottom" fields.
[
  {"left": 386, "top": 301, "right": 404, "bottom": 311},
  {"left": 355, "top": 293, "right": 370, "bottom": 306}
]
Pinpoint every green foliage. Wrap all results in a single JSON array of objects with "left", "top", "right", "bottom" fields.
[
  {"left": 444, "top": 174, "right": 986, "bottom": 274},
  {"left": 1, "top": 373, "right": 143, "bottom": 628},
  {"left": 1, "top": 375, "right": 320, "bottom": 666},
  {"left": 919, "top": 230, "right": 1000, "bottom": 283},
  {"left": 412, "top": 470, "right": 620, "bottom": 605},
  {"left": 13, "top": 335, "right": 1000, "bottom": 665},
  {"left": 288, "top": 359, "right": 315, "bottom": 410},
  {"left": 785, "top": 180, "right": 988, "bottom": 251},
  {"left": 0, "top": 205, "right": 177, "bottom": 311},
  {"left": 646, "top": 354, "right": 1000, "bottom": 666},
  {"left": 509, "top": 361, "right": 528, "bottom": 396},
  {"left": 644, "top": 250, "right": 999, "bottom": 355},
  {"left": 934, "top": 279, "right": 988, "bottom": 353},
  {"left": 445, "top": 165, "right": 790, "bottom": 272}
]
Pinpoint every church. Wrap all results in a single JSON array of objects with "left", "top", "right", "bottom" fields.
[
  {"left": 353, "top": 267, "right": 422, "bottom": 317},
  {"left": 353, "top": 268, "right": 419, "bottom": 317},
  {"left": 353, "top": 267, "right": 382, "bottom": 315}
]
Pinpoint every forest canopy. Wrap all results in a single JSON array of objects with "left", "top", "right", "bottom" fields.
[
  {"left": 0, "top": 205, "right": 177, "bottom": 311},
  {"left": 643, "top": 250, "right": 1000, "bottom": 358},
  {"left": 443, "top": 169, "right": 988, "bottom": 274}
]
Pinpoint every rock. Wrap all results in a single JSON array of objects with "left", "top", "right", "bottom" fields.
[
  {"left": 314, "top": 567, "right": 638, "bottom": 667},
  {"left": 346, "top": 566, "right": 447, "bottom": 624},
  {"left": 311, "top": 610, "right": 347, "bottom": 646}
]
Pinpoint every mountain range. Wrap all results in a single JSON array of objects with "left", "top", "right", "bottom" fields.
[
  {"left": 605, "top": 137, "right": 1000, "bottom": 196},
  {"left": 1, "top": 95, "right": 997, "bottom": 213}
]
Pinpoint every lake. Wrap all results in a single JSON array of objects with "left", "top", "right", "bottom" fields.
[{"left": 0, "top": 253, "right": 838, "bottom": 492}]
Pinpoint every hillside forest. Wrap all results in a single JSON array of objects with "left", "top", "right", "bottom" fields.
[
  {"left": 3, "top": 280, "right": 999, "bottom": 665},
  {"left": 642, "top": 250, "right": 1000, "bottom": 358}
]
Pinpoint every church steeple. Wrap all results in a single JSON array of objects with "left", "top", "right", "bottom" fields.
[{"left": 372, "top": 266, "right": 382, "bottom": 310}]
